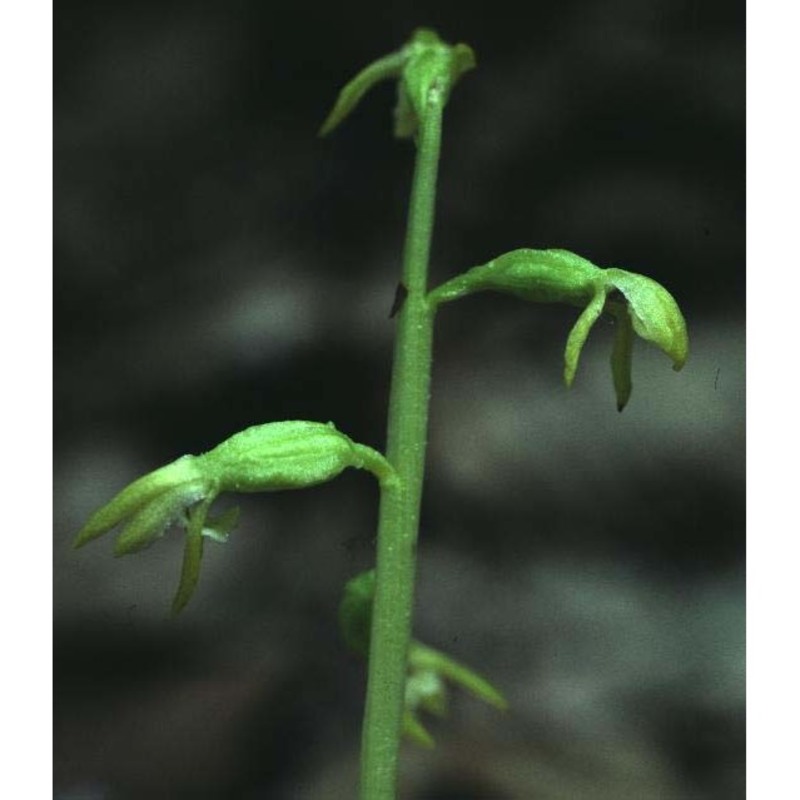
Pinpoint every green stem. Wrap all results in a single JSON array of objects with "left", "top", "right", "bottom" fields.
[{"left": 360, "top": 91, "right": 444, "bottom": 800}]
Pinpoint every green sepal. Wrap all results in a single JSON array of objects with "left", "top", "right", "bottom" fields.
[
  {"left": 605, "top": 268, "right": 688, "bottom": 372},
  {"left": 113, "top": 481, "right": 208, "bottom": 556},
  {"left": 73, "top": 455, "right": 205, "bottom": 549},
  {"left": 319, "top": 49, "right": 407, "bottom": 137}
]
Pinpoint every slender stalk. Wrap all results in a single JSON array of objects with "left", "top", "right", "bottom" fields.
[{"left": 359, "top": 89, "right": 444, "bottom": 800}]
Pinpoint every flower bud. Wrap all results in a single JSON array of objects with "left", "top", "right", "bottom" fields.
[
  {"left": 398, "top": 29, "right": 475, "bottom": 136},
  {"left": 319, "top": 28, "right": 474, "bottom": 139}
]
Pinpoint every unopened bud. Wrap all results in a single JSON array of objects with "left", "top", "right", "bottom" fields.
[{"left": 320, "top": 28, "right": 475, "bottom": 140}]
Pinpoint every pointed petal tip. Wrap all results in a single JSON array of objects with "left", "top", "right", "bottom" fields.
[
  {"left": 403, "top": 705, "right": 437, "bottom": 748},
  {"left": 488, "top": 695, "right": 510, "bottom": 713},
  {"left": 72, "top": 521, "right": 111, "bottom": 550},
  {"left": 420, "top": 736, "right": 436, "bottom": 749},
  {"left": 171, "top": 594, "right": 190, "bottom": 616},
  {"left": 171, "top": 571, "right": 199, "bottom": 616},
  {"left": 405, "top": 719, "right": 436, "bottom": 749},
  {"left": 72, "top": 533, "right": 88, "bottom": 550},
  {"left": 112, "top": 541, "right": 130, "bottom": 558},
  {"left": 473, "top": 683, "right": 509, "bottom": 711},
  {"left": 670, "top": 336, "right": 688, "bottom": 372}
]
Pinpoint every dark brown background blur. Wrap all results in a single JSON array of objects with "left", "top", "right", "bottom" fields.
[{"left": 54, "top": 1, "right": 744, "bottom": 798}]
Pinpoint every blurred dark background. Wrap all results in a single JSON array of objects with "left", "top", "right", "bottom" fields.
[{"left": 54, "top": 1, "right": 744, "bottom": 798}]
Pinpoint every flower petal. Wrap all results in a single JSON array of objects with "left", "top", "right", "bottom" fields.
[
  {"left": 172, "top": 497, "right": 214, "bottom": 615},
  {"left": 609, "top": 304, "right": 634, "bottom": 412},
  {"left": 73, "top": 455, "right": 204, "bottom": 549},
  {"left": 605, "top": 268, "right": 688, "bottom": 370},
  {"left": 409, "top": 642, "right": 508, "bottom": 711},
  {"left": 113, "top": 481, "right": 207, "bottom": 556},
  {"left": 319, "top": 49, "right": 407, "bottom": 137},
  {"left": 564, "top": 288, "right": 608, "bottom": 387},
  {"left": 402, "top": 709, "right": 435, "bottom": 748}
]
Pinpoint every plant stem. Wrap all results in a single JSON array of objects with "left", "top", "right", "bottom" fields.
[{"left": 360, "top": 91, "right": 444, "bottom": 800}]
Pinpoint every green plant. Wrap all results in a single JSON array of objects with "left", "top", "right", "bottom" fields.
[{"left": 73, "top": 28, "right": 688, "bottom": 800}]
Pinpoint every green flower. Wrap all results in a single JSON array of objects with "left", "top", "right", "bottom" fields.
[
  {"left": 339, "top": 570, "right": 507, "bottom": 747},
  {"left": 402, "top": 641, "right": 508, "bottom": 748},
  {"left": 74, "top": 421, "right": 394, "bottom": 612},
  {"left": 429, "top": 248, "right": 688, "bottom": 410}
]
